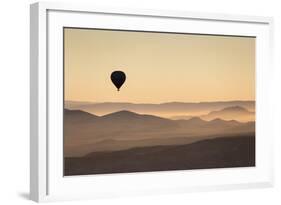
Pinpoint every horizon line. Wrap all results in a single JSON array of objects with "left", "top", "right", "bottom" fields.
[{"left": 65, "top": 100, "right": 256, "bottom": 104}]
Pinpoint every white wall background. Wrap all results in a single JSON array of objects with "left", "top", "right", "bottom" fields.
[{"left": 0, "top": 0, "right": 280, "bottom": 204}]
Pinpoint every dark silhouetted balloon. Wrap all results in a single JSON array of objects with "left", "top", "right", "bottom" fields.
[{"left": 110, "top": 71, "right": 126, "bottom": 91}]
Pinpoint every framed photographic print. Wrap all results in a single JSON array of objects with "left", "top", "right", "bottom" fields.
[{"left": 30, "top": 2, "right": 274, "bottom": 202}]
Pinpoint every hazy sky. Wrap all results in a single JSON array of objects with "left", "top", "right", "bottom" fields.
[{"left": 64, "top": 28, "right": 255, "bottom": 103}]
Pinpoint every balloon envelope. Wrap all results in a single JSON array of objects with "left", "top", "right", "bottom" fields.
[{"left": 110, "top": 71, "right": 126, "bottom": 91}]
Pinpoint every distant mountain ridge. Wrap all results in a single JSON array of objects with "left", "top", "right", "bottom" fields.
[
  {"left": 221, "top": 106, "right": 249, "bottom": 111},
  {"left": 101, "top": 110, "right": 170, "bottom": 121},
  {"left": 65, "top": 100, "right": 255, "bottom": 118},
  {"left": 200, "top": 106, "right": 254, "bottom": 122},
  {"left": 172, "top": 106, "right": 255, "bottom": 122},
  {"left": 64, "top": 109, "right": 255, "bottom": 157},
  {"left": 64, "top": 109, "right": 99, "bottom": 124}
]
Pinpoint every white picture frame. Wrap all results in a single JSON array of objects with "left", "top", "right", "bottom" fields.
[{"left": 30, "top": 2, "right": 274, "bottom": 202}]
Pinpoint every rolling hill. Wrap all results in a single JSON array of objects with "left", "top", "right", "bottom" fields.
[
  {"left": 64, "top": 109, "right": 255, "bottom": 157},
  {"left": 64, "top": 135, "right": 255, "bottom": 175},
  {"left": 65, "top": 101, "right": 255, "bottom": 118},
  {"left": 172, "top": 106, "right": 255, "bottom": 122},
  {"left": 201, "top": 106, "right": 255, "bottom": 122}
]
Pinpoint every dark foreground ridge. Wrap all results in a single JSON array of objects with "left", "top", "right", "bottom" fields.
[{"left": 64, "top": 135, "right": 255, "bottom": 176}]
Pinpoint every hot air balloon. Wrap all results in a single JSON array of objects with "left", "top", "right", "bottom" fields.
[{"left": 110, "top": 71, "right": 126, "bottom": 91}]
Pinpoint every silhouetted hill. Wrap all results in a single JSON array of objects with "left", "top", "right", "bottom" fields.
[
  {"left": 65, "top": 101, "right": 255, "bottom": 118},
  {"left": 201, "top": 106, "right": 255, "bottom": 122},
  {"left": 177, "top": 117, "right": 243, "bottom": 131},
  {"left": 102, "top": 110, "right": 141, "bottom": 118},
  {"left": 64, "top": 135, "right": 255, "bottom": 175},
  {"left": 101, "top": 110, "right": 173, "bottom": 123},
  {"left": 64, "top": 109, "right": 99, "bottom": 123},
  {"left": 222, "top": 106, "right": 248, "bottom": 112},
  {"left": 64, "top": 109, "right": 255, "bottom": 157},
  {"left": 98, "top": 110, "right": 179, "bottom": 131},
  {"left": 185, "top": 116, "right": 206, "bottom": 124},
  {"left": 207, "top": 118, "right": 240, "bottom": 127},
  {"left": 172, "top": 106, "right": 255, "bottom": 122}
]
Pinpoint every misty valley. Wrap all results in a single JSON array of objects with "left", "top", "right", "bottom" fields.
[{"left": 64, "top": 101, "right": 255, "bottom": 176}]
